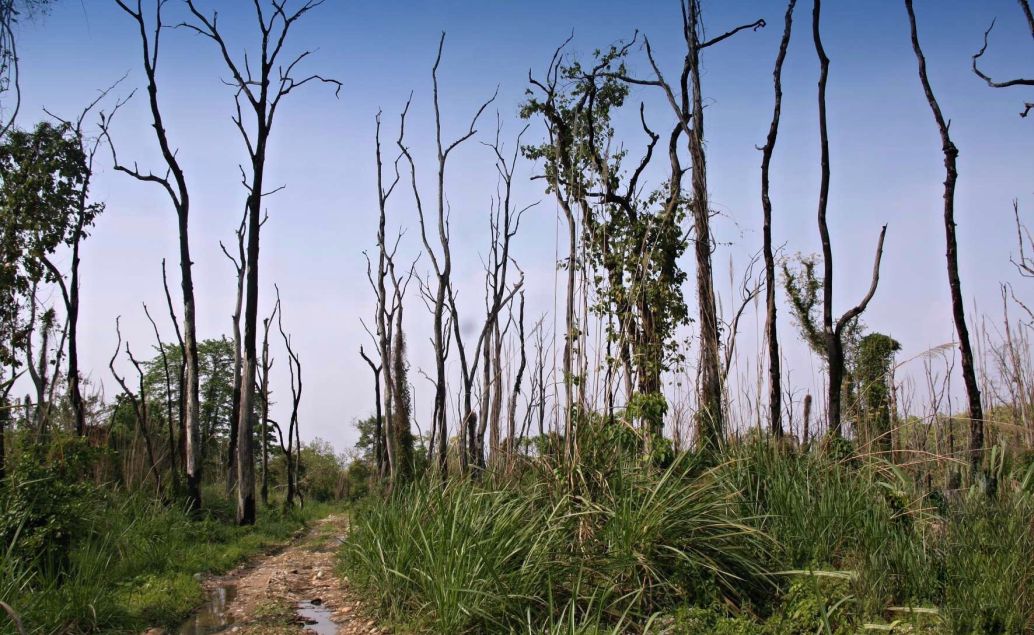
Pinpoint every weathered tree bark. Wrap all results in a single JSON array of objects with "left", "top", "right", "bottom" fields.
[
  {"left": 906, "top": 0, "right": 984, "bottom": 473},
  {"left": 612, "top": 3, "right": 764, "bottom": 453},
  {"left": 685, "top": 0, "right": 727, "bottom": 453},
  {"left": 760, "top": 0, "right": 797, "bottom": 438},
  {"left": 108, "top": 0, "right": 200, "bottom": 510},
  {"left": 185, "top": 0, "right": 339, "bottom": 524}
]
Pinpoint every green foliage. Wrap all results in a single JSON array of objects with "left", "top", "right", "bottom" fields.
[
  {"left": 0, "top": 443, "right": 336, "bottom": 635},
  {"left": 521, "top": 45, "right": 689, "bottom": 394},
  {"left": 0, "top": 121, "right": 100, "bottom": 365},
  {"left": 0, "top": 437, "right": 101, "bottom": 571},
  {"left": 298, "top": 438, "right": 346, "bottom": 502},
  {"left": 854, "top": 333, "right": 901, "bottom": 451}
]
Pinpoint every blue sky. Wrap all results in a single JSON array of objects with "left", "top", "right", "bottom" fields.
[{"left": 12, "top": 0, "right": 1034, "bottom": 452}]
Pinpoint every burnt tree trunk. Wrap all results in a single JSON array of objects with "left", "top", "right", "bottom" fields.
[{"left": 906, "top": 0, "right": 984, "bottom": 473}]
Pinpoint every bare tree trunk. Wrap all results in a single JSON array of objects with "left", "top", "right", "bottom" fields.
[
  {"left": 109, "top": 0, "right": 202, "bottom": 511},
  {"left": 401, "top": 34, "right": 495, "bottom": 477},
  {"left": 685, "top": 0, "right": 725, "bottom": 453},
  {"left": 222, "top": 211, "right": 246, "bottom": 495},
  {"left": 110, "top": 317, "right": 161, "bottom": 494},
  {"left": 259, "top": 302, "right": 277, "bottom": 507},
  {"left": 905, "top": 0, "right": 984, "bottom": 474},
  {"left": 812, "top": 0, "right": 888, "bottom": 436},
  {"left": 761, "top": 0, "right": 797, "bottom": 438},
  {"left": 277, "top": 287, "right": 303, "bottom": 509},
  {"left": 507, "top": 292, "right": 527, "bottom": 468},
  {"left": 185, "top": 0, "right": 338, "bottom": 525},
  {"left": 360, "top": 347, "right": 384, "bottom": 477},
  {"left": 143, "top": 303, "right": 179, "bottom": 492}
]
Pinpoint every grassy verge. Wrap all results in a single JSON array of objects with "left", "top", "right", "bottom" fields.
[
  {"left": 2, "top": 481, "right": 339, "bottom": 635},
  {"left": 338, "top": 437, "right": 1034, "bottom": 634}
]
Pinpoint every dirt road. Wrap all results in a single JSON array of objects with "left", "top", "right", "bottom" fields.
[{"left": 178, "top": 514, "right": 381, "bottom": 635}]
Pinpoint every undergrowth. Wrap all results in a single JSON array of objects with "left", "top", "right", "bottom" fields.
[
  {"left": 339, "top": 430, "right": 1034, "bottom": 634},
  {"left": 0, "top": 441, "right": 337, "bottom": 635}
]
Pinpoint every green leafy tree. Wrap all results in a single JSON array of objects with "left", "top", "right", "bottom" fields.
[
  {"left": 522, "top": 43, "right": 689, "bottom": 444},
  {"left": 0, "top": 121, "right": 89, "bottom": 366}
]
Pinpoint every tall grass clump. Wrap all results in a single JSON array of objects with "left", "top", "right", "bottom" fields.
[
  {"left": 716, "top": 437, "right": 1034, "bottom": 632},
  {"left": 340, "top": 478, "right": 569, "bottom": 632},
  {"left": 340, "top": 425, "right": 773, "bottom": 633}
]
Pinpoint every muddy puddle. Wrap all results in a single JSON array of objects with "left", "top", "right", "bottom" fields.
[
  {"left": 296, "top": 599, "right": 335, "bottom": 635},
  {"left": 177, "top": 584, "right": 237, "bottom": 635}
]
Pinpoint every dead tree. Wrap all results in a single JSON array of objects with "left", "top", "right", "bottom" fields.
[
  {"left": 506, "top": 290, "right": 528, "bottom": 468},
  {"left": 760, "top": 0, "right": 797, "bottom": 438},
  {"left": 259, "top": 299, "right": 278, "bottom": 506},
  {"left": 183, "top": 0, "right": 339, "bottom": 525},
  {"left": 276, "top": 286, "right": 302, "bottom": 508},
  {"left": 365, "top": 108, "right": 409, "bottom": 486},
  {"left": 972, "top": 0, "right": 1034, "bottom": 118},
  {"left": 906, "top": 0, "right": 985, "bottom": 472},
  {"left": 160, "top": 259, "right": 186, "bottom": 470},
  {"left": 359, "top": 346, "right": 384, "bottom": 477},
  {"left": 400, "top": 33, "right": 495, "bottom": 475},
  {"left": 40, "top": 86, "right": 112, "bottom": 437},
  {"left": 219, "top": 208, "right": 247, "bottom": 495},
  {"left": 813, "top": 0, "right": 888, "bottom": 436},
  {"left": 449, "top": 121, "right": 527, "bottom": 471},
  {"left": 109, "top": 316, "right": 160, "bottom": 493},
  {"left": 107, "top": 0, "right": 202, "bottom": 511},
  {"left": 143, "top": 302, "right": 178, "bottom": 492}
]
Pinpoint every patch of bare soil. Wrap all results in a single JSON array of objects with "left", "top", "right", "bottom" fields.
[{"left": 191, "top": 514, "right": 381, "bottom": 635}]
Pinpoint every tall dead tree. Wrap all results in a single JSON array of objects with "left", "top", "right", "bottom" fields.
[
  {"left": 812, "top": 0, "right": 888, "bottom": 436},
  {"left": 972, "top": 0, "right": 1034, "bottom": 118},
  {"left": 506, "top": 290, "right": 527, "bottom": 467},
  {"left": 259, "top": 299, "right": 278, "bottom": 506},
  {"left": 906, "top": 0, "right": 984, "bottom": 472},
  {"left": 365, "top": 108, "right": 408, "bottom": 486},
  {"left": 276, "top": 286, "right": 302, "bottom": 508},
  {"left": 160, "top": 259, "right": 186, "bottom": 470},
  {"left": 184, "top": 0, "right": 339, "bottom": 525},
  {"left": 760, "top": 0, "right": 797, "bottom": 438},
  {"left": 400, "top": 33, "right": 495, "bottom": 475},
  {"left": 449, "top": 121, "right": 527, "bottom": 471},
  {"left": 220, "top": 208, "right": 247, "bottom": 495},
  {"left": 40, "top": 88, "right": 111, "bottom": 437},
  {"left": 143, "top": 302, "right": 178, "bottom": 492},
  {"left": 108, "top": 0, "right": 202, "bottom": 510}
]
